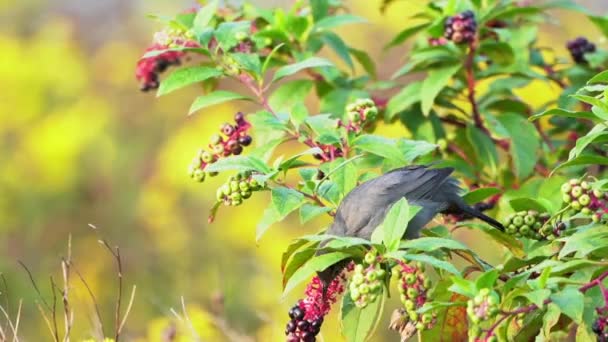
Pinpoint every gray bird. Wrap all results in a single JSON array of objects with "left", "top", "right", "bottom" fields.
[{"left": 317, "top": 165, "right": 504, "bottom": 288}]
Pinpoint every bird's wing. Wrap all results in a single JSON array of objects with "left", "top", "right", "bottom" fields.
[{"left": 328, "top": 166, "right": 455, "bottom": 238}]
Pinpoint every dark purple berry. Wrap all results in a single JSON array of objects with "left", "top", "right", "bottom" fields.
[
  {"left": 292, "top": 307, "right": 304, "bottom": 320},
  {"left": 232, "top": 145, "right": 243, "bottom": 155},
  {"left": 234, "top": 112, "right": 245, "bottom": 125},
  {"left": 226, "top": 139, "right": 239, "bottom": 151},
  {"left": 301, "top": 331, "right": 315, "bottom": 342},
  {"left": 593, "top": 319, "right": 602, "bottom": 334},
  {"left": 286, "top": 333, "right": 299, "bottom": 342},
  {"left": 286, "top": 320, "right": 297, "bottom": 334},
  {"left": 238, "top": 135, "right": 252, "bottom": 146},
  {"left": 297, "top": 320, "right": 310, "bottom": 331}
]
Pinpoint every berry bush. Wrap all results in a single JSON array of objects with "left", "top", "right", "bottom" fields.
[{"left": 138, "top": 0, "right": 608, "bottom": 341}]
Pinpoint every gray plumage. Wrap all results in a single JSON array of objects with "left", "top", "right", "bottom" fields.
[{"left": 317, "top": 165, "right": 503, "bottom": 288}]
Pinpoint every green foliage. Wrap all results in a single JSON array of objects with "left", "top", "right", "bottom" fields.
[{"left": 143, "top": 0, "right": 608, "bottom": 340}]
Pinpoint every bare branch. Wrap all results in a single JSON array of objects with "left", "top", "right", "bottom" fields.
[
  {"left": 71, "top": 263, "right": 105, "bottom": 337},
  {"left": 117, "top": 285, "right": 136, "bottom": 334}
]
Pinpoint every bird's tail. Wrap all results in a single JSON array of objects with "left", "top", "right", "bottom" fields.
[{"left": 458, "top": 204, "right": 505, "bottom": 231}]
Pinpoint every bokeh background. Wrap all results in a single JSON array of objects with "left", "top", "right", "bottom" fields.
[{"left": 1, "top": 0, "right": 607, "bottom": 340}]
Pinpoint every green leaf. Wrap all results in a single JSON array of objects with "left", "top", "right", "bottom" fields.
[
  {"left": 509, "top": 198, "right": 551, "bottom": 214},
  {"left": 521, "top": 289, "right": 551, "bottom": 308},
  {"left": 381, "top": 198, "right": 421, "bottom": 252},
  {"left": 349, "top": 48, "right": 377, "bottom": 79},
  {"left": 466, "top": 125, "right": 498, "bottom": 176},
  {"left": 230, "top": 53, "right": 261, "bottom": 75},
  {"left": 496, "top": 113, "right": 539, "bottom": 180},
  {"left": 321, "top": 32, "right": 354, "bottom": 71},
  {"left": 204, "top": 155, "right": 271, "bottom": 174},
  {"left": 568, "top": 123, "right": 608, "bottom": 161},
  {"left": 353, "top": 135, "right": 406, "bottom": 164},
  {"left": 399, "top": 237, "right": 469, "bottom": 252},
  {"left": 588, "top": 70, "right": 608, "bottom": 84},
  {"left": 398, "top": 139, "right": 438, "bottom": 162},
  {"left": 282, "top": 247, "right": 317, "bottom": 287},
  {"left": 475, "top": 270, "right": 499, "bottom": 290},
  {"left": 558, "top": 226, "right": 608, "bottom": 258},
  {"left": 269, "top": 80, "right": 313, "bottom": 112},
  {"left": 458, "top": 222, "right": 525, "bottom": 258},
  {"left": 478, "top": 41, "right": 514, "bottom": 66},
  {"left": 257, "top": 204, "right": 281, "bottom": 242},
  {"left": 542, "top": 304, "right": 561, "bottom": 339},
  {"left": 189, "top": 91, "right": 251, "bottom": 115},
  {"left": 272, "top": 57, "right": 334, "bottom": 82},
  {"left": 448, "top": 277, "right": 477, "bottom": 298},
  {"left": 387, "top": 252, "right": 460, "bottom": 275},
  {"left": 271, "top": 187, "right": 306, "bottom": 218},
  {"left": 529, "top": 108, "right": 598, "bottom": 122},
  {"left": 385, "top": 81, "right": 422, "bottom": 119},
  {"left": 192, "top": 0, "right": 218, "bottom": 36},
  {"left": 589, "top": 15, "right": 608, "bottom": 38},
  {"left": 314, "top": 14, "right": 366, "bottom": 31},
  {"left": 281, "top": 238, "right": 310, "bottom": 271},
  {"left": 421, "top": 64, "right": 462, "bottom": 116},
  {"left": 385, "top": 23, "right": 431, "bottom": 49},
  {"left": 157, "top": 66, "right": 222, "bottom": 96},
  {"left": 462, "top": 187, "right": 501, "bottom": 205},
  {"left": 553, "top": 155, "right": 608, "bottom": 173},
  {"left": 331, "top": 160, "right": 358, "bottom": 197},
  {"left": 300, "top": 204, "right": 333, "bottom": 224},
  {"left": 291, "top": 103, "right": 309, "bottom": 128},
  {"left": 550, "top": 287, "right": 584, "bottom": 323},
  {"left": 283, "top": 252, "right": 351, "bottom": 296},
  {"left": 571, "top": 94, "right": 608, "bottom": 113},
  {"left": 341, "top": 288, "right": 384, "bottom": 342}
]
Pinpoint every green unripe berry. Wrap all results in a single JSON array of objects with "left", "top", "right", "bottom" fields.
[
  {"left": 563, "top": 194, "right": 572, "bottom": 203},
  {"left": 405, "top": 273, "right": 416, "bottom": 285},
  {"left": 230, "top": 181, "right": 239, "bottom": 192},
  {"left": 520, "top": 225, "right": 530, "bottom": 235},
  {"left": 593, "top": 189, "right": 603, "bottom": 198},
  {"left": 400, "top": 294, "right": 407, "bottom": 303},
  {"left": 570, "top": 179, "right": 581, "bottom": 185},
  {"left": 579, "top": 194, "right": 591, "bottom": 206},
  {"left": 571, "top": 200, "right": 582, "bottom": 210},
  {"left": 479, "top": 288, "right": 490, "bottom": 296},
  {"left": 593, "top": 214, "right": 601, "bottom": 222},
  {"left": 216, "top": 188, "right": 225, "bottom": 202},
  {"left": 512, "top": 216, "right": 524, "bottom": 226},
  {"left": 571, "top": 186, "right": 583, "bottom": 198},
  {"left": 534, "top": 222, "right": 542, "bottom": 230},
  {"left": 355, "top": 264, "right": 364, "bottom": 273},
  {"left": 581, "top": 207, "right": 591, "bottom": 215},
  {"left": 581, "top": 181, "right": 590, "bottom": 190},
  {"left": 359, "top": 284, "right": 370, "bottom": 294},
  {"left": 561, "top": 183, "right": 572, "bottom": 194},
  {"left": 370, "top": 282, "right": 381, "bottom": 292},
  {"left": 352, "top": 273, "right": 364, "bottom": 285},
  {"left": 366, "top": 271, "right": 377, "bottom": 281},
  {"left": 230, "top": 192, "right": 242, "bottom": 201},
  {"left": 408, "top": 311, "right": 418, "bottom": 322},
  {"left": 415, "top": 322, "right": 424, "bottom": 330},
  {"left": 407, "top": 287, "right": 419, "bottom": 298},
  {"left": 239, "top": 181, "right": 249, "bottom": 191},
  {"left": 249, "top": 179, "right": 260, "bottom": 190},
  {"left": 209, "top": 171, "right": 218, "bottom": 177},
  {"left": 364, "top": 252, "right": 376, "bottom": 265},
  {"left": 376, "top": 269, "right": 386, "bottom": 278},
  {"left": 423, "top": 278, "right": 432, "bottom": 289},
  {"left": 524, "top": 215, "right": 536, "bottom": 225},
  {"left": 201, "top": 151, "right": 214, "bottom": 163},
  {"left": 231, "top": 199, "right": 242, "bottom": 206},
  {"left": 404, "top": 299, "right": 415, "bottom": 310},
  {"left": 470, "top": 315, "right": 480, "bottom": 324},
  {"left": 221, "top": 184, "right": 231, "bottom": 196},
  {"left": 241, "top": 191, "right": 252, "bottom": 199},
  {"left": 350, "top": 288, "right": 360, "bottom": 301},
  {"left": 369, "top": 294, "right": 378, "bottom": 302},
  {"left": 193, "top": 169, "right": 206, "bottom": 182},
  {"left": 213, "top": 144, "right": 224, "bottom": 154}
]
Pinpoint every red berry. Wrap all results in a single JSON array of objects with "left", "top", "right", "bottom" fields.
[{"left": 221, "top": 123, "right": 236, "bottom": 136}]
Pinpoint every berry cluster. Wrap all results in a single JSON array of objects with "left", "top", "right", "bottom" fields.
[
  {"left": 216, "top": 171, "right": 263, "bottom": 206},
  {"left": 285, "top": 271, "right": 348, "bottom": 342},
  {"left": 444, "top": 10, "right": 477, "bottom": 44},
  {"left": 561, "top": 178, "right": 608, "bottom": 222},
  {"left": 566, "top": 37, "right": 596, "bottom": 64},
  {"left": 396, "top": 262, "right": 436, "bottom": 331},
  {"left": 188, "top": 112, "right": 252, "bottom": 182},
  {"left": 349, "top": 251, "right": 386, "bottom": 308},
  {"left": 344, "top": 98, "right": 378, "bottom": 133},
  {"left": 504, "top": 211, "right": 554, "bottom": 240},
  {"left": 593, "top": 314, "right": 608, "bottom": 341},
  {"left": 466, "top": 288, "right": 500, "bottom": 341}
]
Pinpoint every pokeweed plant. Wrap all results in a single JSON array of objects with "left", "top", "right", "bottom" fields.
[{"left": 136, "top": 0, "right": 608, "bottom": 341}]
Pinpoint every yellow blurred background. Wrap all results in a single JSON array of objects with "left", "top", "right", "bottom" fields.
[{"left": 0, "top": 0, "right": 606, "bottom": 340}]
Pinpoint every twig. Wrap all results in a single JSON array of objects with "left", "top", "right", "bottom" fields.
[
  {"left": 0, "top": 303, "right": 17, "bottom": 342},
  {"left": 36, "top": 302, "right": 56, "bottom": 341},
  {"left": 98, "top": 240, "right": 123, "bottom": 342},
  {"left": 12, "top": 300, "right": 21, "bottom": 342},
  {"left": 1, "top": 274, "right": 10, "bottom": 337},
  {"left": 180, "top": 296, "right": 201, "bottom": 342},
  {"left": 50, "top": 277, "right": 60, "bottom": 342},
  {"left": 61, "top": 235, "right": 73, "bottom": 342},
  {"left": 117, "top": 285, "right": 136, "bottom": 335},
  {"left": 71, "top": 263, "right": 105, "bottom": 337}
]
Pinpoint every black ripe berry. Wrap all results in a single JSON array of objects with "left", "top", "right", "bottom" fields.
[
  {"left": 285, "top": 303, "right": 322, "bottom": 341},
  {"left": 238, "top": 135, "right": 252, "bottom": 146},
  {"left": 444, "top": 10, "right": 477, "bottom": 44},
  {"left": 234, "top": 112, "right": 246, "bottom": 125},
  {"left": 567, "top": 37, "right": 596, "bottom": 64}
]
